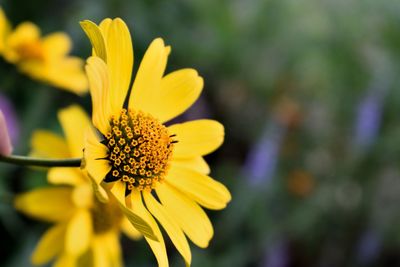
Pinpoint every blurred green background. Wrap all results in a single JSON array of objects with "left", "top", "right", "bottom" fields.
[{"left": 2, "top": 0, "right": 400, "bottom": 266}]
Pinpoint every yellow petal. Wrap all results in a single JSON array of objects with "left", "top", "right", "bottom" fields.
[
  {"left": 166, "top": 166, "right": 231, "bottom": 210},
  {"left": 84, "top": 126, "right": 110, "bottom": 185},
  {"left": 3, "top": 22, "right": 40, "bottom": 63},
  {"left": 15, "top": 187, "right": 75, "bottom": 222},
  {"left": 92, "top": 237, "right": 109, "bottom": 267},
  {"left": 31, "top": 223, "right": 66, "bottom": 265},
  {"left": 45, "top": 57, "right": 88, "bottom": 95},
  {"left": 144, "top": 192, "right": 191, "bottom": 266},
  {"left": 104, "top": 18, "right": 133, "bottom": 115},
  {"left": 129, "top": 190, "right": 169, "bottom": 267},
  {"left": 85, "top": 56, "right": 112, "bottom": 134},
  {"left": 154, "top": 69, "right": 203, "bottom": 123},
  {"left": 48, "top": 167, "right": 85, "bottom": 185},
  {"left": 121, "top": 217, "right": 142, "bottom": 240},
  {"left": 103, "top": 231, "right": 123, "bottom": 267},
  {"left": 42, "top": 32, "right": 71, "bottom": 59},
  {"left": 80, "top": 20, "right": 107, "bottom": 61},
  {"left": 168, "top": 120, "right": 224, "bottom": 158},
  {"left": 172, "top": 156, "right": 210, "bottom": 175},
  {"left": 109, "top": 181, "right": 157, "bottom": 241},
  {"left": 58, "top": 105, "right": 91, "bottom": 158},
  {"left": 65, "top": 209, "right": 92, "bottom": 255},
  {"left": 129, "top": 38, "right": 170, "bottom": 113},
  {"left": 30, "top": 130, "right": 70, "bottom": 159},
  {"left": 156, "top": 183, "right": 213, "bottom": 248},
  {"left": 53, "top": 253, "right": 77, "bottom": 267},
  {"left": 0, "top": 7, "right": 11, "bottom": 53}
]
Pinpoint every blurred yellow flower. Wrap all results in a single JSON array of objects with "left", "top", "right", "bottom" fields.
[
  {"left": 81, "top": 18, "right": 231, "bottom": 266},
  {"left": 0, "top": 8, "right": 87, "bottom": 94},
  {"left": 15, "top": 105, "right": 141, "bottom": 267}
]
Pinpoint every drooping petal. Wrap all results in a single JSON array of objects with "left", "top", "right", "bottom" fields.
[
  {"left": 15, "top": 187, "right": 75, "bottom": 222},
  {"left": 58, "top": 105, "right": 91, "bottom": 158},
  {"left": 168, "top": 119, "right": 224, "bottom": 158},
  {"left": 129, "top": 38, "right": 170, "bottom": 113},
  {"left": 85, "top": 56, "right": 112, "bottom": 134},
  {"left": 166, "top": 165, "right": 231, "bottom": 210},
  {"left": 65, "top": 209, "right": 92, "bottom": 256},
  {"left": 121, "top": 217, "right": 142, "bottom": 240},
  {"left": 129, "top": 190, "right": 168, "bottom": 267},
  {"left": 31, "top": 223, "right": 66, "bottom": 265},
  {"left": 171, "top": 156, "right": 210, "bottom": 175},
  {"left": 144, "top": 192, "right": 191, "bottom": 266},
  {"left": 80, "top": 20, "right": 107, "bottom": 61},
  {"left": 110, "top": 181, "right": 157, "bottom": 241},
  {"left": 30, "top": 130, "right": 69, "bottom": 159},
  {"left": 53, "top": 253, "right": 77, "bottom": 267},
  {"left": 156, "top": 183, "right": 213, "bottom": 248},
  {"left": 153, "top": 69, "right": 203, "bottom": 123},
  {"left": 48, "top": 168, "right": 85, "bottom": 186},
  {"left": 103, "top": 18, "right": 133, "bottom": 114}
]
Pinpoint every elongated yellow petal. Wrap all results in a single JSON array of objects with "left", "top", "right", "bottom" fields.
[
  {"left": 84, "top": 127, "right": 110, "bottom": 184},
  {"left": 154, "top": 69, "right": 203, "bottom": 123},
  {"left": 85, "top": 56, "right": 112, "bottom": 134},
  {"left": 58, "top": 105, "right": 91, "bottom": 158},
  {"left": 168, "top": 119, "right": 224, "bottom": 158},
  {"left": 15, "top": 187, "right": 75, "bottom": 222},
  {"left": 42, "top": 32, "right": 71, "bottom": 59},
  {"left": 109, "top": 181, "right": 156, "bottom": 241},
  {"left": 144, "top": 192, "right": 191, "bottom": 266},
  {"left": 92, "top": 236, "right": 109, "bottom": 267},
  {"left": 84, "top": 127, "right": 111, "bottom": 202},
  {"left": 0, "top": 8, "right": 11, "bottom": 53},
  {"left": 166, "top": 166, "right": 231, "bottom": 210},
  {"left": 80, "top": 20, "right": 107, "bottom": 61},
  {"left": 30, "top": 130, "right": 69, "bottom": 159},
  {"left": 104, "top": 18, "right": 133, "bottom": 114},
  {"left": 48, "top": 167, "right": 85, "bottom": 185},
  {"left": 171, "top": 156, "right": 210, "bottom": 175},
  {"left": 129, "top": 190, "right": 168, "bottom": 267},
  {"left": 129, "top": 38, "right": 170, "bottom": 113},
  {"left": 156, "top": 183, "right": 213, "bottom": 248},
  {"left": 53, "top": 253, "right": 77, "bottom": 267},
  {"left": 65, "top": 209, "right": 92, "bottom": 255},
  {"left": 31, "top": 224, "right": 66, "bottom": 265},
  {"left": 121, "top": 217, "right": 142, "bottom": 240},
  {"left": 103, "top": 231, "right": 123, "bottom": 267}
]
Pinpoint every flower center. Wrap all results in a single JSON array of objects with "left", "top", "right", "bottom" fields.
[
  {"left": 14, "top": 40, "right": 44, "bottom": 61},
  {"left": 103, "top": 108, "right": 175, "bottom": 194}
]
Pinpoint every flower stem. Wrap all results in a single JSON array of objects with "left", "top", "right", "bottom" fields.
[{"left": 0, "top": 154, "right": 81, "bottom": 167}]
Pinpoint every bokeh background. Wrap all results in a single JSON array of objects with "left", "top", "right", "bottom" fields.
[{"left": 1, "top": 0, "right": 400, "bottom": 266}]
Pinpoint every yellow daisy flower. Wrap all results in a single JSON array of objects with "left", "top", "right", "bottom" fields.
[
  {"left": 81, "top": 18, "right": 231, "bottom": 266},
  {"left": 0, "top": 8, "right": 87, "bottom": 94},
  {"left": 15, "top": 105, "right": 141, "bottom": 267}
]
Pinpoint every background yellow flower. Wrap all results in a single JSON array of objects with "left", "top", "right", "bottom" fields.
[
  {"left": 0, "top": 7, "right": 87, "bottom": 94},
  {"left": 15, "top": 105, "right": 141, "bottom": 267}
]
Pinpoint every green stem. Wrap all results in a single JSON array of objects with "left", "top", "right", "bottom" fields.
[{"left": 0, "top": 155, "right": 81, "bottom": 167}]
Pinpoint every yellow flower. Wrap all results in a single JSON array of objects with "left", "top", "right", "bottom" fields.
[
  {"left": 0, "top": 8, "right": 87, "bottom": 94},
  {"left": 15, "top": 105, "right": 141, "bottom": 267},
  {"left": 81, "top": 18, "right": 231, "bottom": 266}
]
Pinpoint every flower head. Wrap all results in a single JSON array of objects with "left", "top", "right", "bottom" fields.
[
  {"left": 81, "top": 18, "right": 231, "bottom": 266},
  {"left": 15, "top": 105, "right": 141, "bottom": 266},
  {"left": 0, "top": 8, "right": 87, "bottom": 94}
]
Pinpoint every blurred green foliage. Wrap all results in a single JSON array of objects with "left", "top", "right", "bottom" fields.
[{"left": 2, "top": 0, "right": 400, "bottom": 266}]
